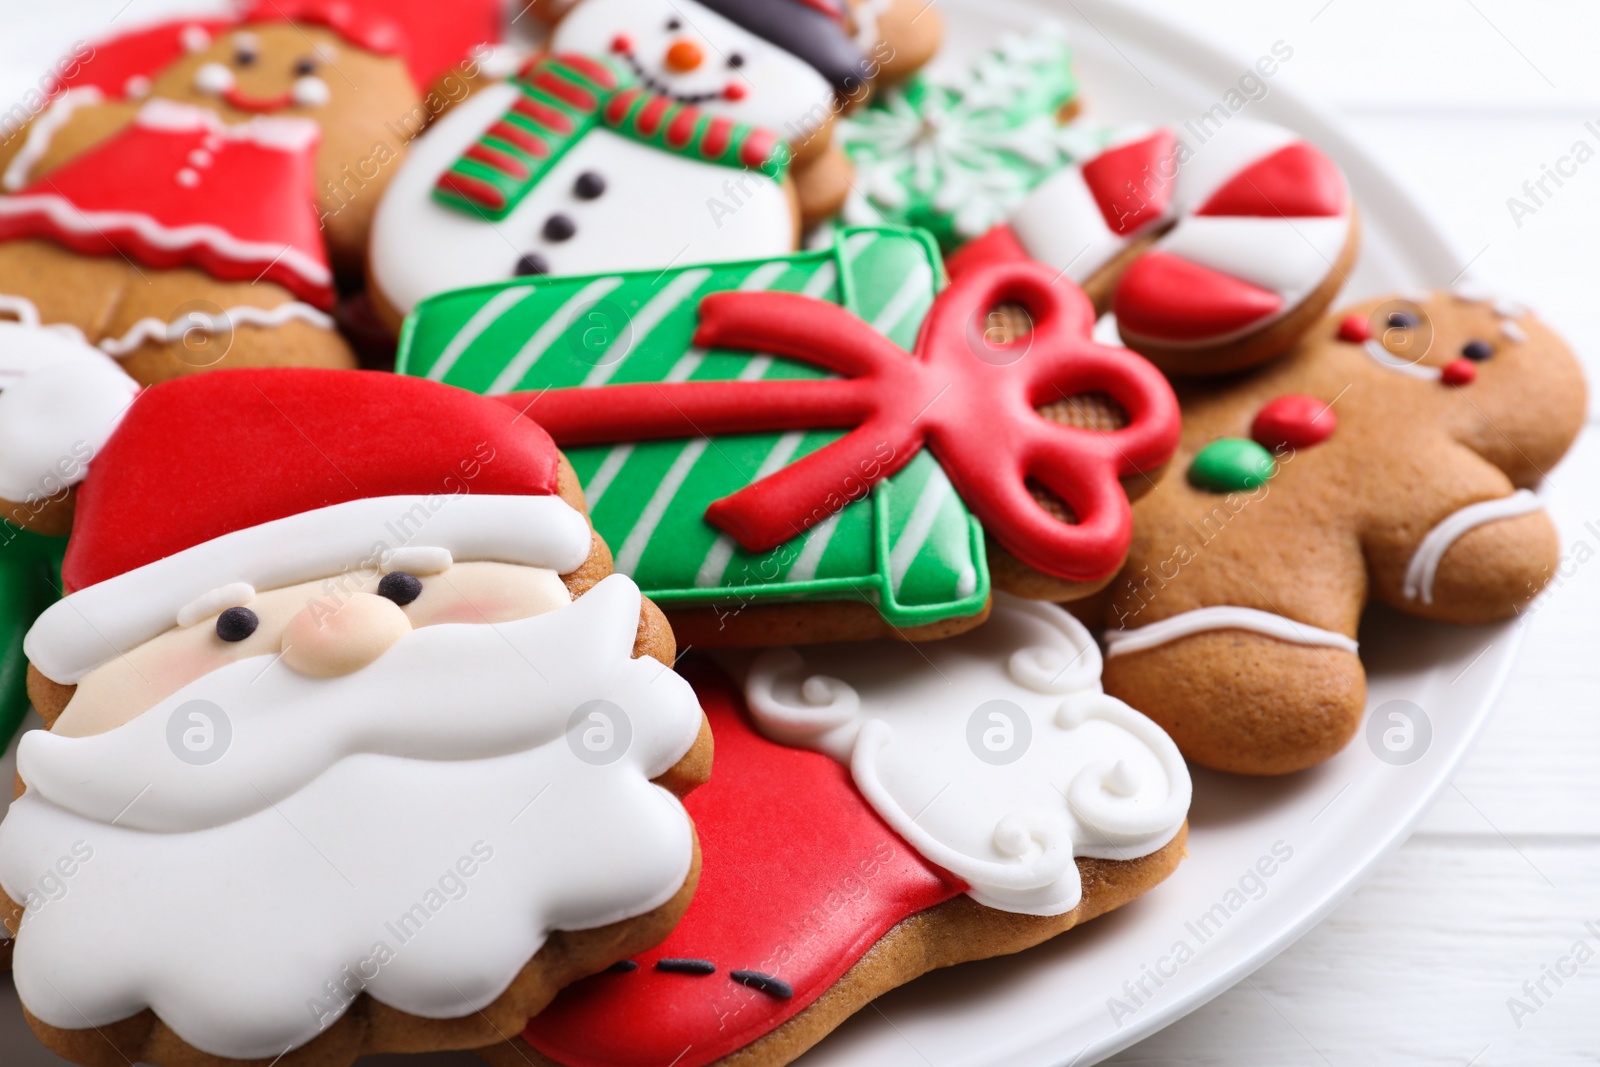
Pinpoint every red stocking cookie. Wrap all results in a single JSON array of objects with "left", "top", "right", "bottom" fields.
[
  {"left": 1093, "top": 290, "right": 1585, "bottom": 774},
  {"left": 950, "top": 119, "right": 1359, "bottom": 374},
  {"left": 486, "top": 596, "right": 1189, "bottom": 1067},
  {"left": 0, "top": 368, "right": 712, "bottom": 1066}
]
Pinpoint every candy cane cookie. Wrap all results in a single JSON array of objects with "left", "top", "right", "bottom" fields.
[{"left": 949, "top": 118, "right": 1359, "bottom": 375}]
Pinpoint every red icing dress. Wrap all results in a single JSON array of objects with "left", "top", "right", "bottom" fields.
[
  {"left": 0, "top": 98, "right": 333, "bottom": 309},
  {"left": 522, "top": 661, "right": 966, "bottom": 1067}
]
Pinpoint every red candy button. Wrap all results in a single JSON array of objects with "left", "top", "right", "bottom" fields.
[
  {"left": 1337, "top": 313, "right": 1371, "bottom": 344},
  {"left": 1252, "top": 393, "right": 1337, "bottom": 451},
  {"left": 1441, "top": 358, "right": 1478, "bottom": 386}
]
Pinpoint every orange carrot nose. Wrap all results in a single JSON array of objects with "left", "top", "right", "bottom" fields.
[{"left": 664, "top": 39, "right": 704, "bottom": 72}]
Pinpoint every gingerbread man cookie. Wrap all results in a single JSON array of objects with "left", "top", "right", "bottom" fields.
[
  {"left": 951, "top": 118, "right": 1359, "bottom": 375},
  {"left": 0, "top": 368, "right": 712, "bottom": 1066},
  {"left": 485, "top": 596, "right": 1188, "bottom": 1067},
  {"left": 397, "top": 227, "right": 1180, "bottom": 646},
  {"left": 1090, "top": 290, "right": 1585, "bottom": 774}
]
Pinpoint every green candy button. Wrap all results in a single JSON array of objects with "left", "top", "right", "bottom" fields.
[{"left": 1188, "top": 438, "right": 1277, "bottom": 493}]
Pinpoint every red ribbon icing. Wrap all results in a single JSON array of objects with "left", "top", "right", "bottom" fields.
[
  {"left": 521, "top": 259, "right": 1180, "bottom": 583},
  {"left": 521, "top": 660, "right": 964, "bottom": 1067}
]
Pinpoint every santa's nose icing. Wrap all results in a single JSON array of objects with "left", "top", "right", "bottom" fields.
[
  {"left": 280, "top": 592, "right": 411, "bottom": 678},
  {"left": 664, "top": 39, "right": 704, "bottom": 72}
]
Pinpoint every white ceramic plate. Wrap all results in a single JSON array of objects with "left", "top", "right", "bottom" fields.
[{"left": 0, "top": 1, "right": 1518, "bottom": 1065}]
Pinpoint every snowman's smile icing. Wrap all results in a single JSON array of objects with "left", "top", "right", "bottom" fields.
[{"left": 609, "top": 37, "right": 742, "bottom": 105}]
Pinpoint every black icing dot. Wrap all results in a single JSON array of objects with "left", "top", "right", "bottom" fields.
[
  {"left": 293, "top": 57, "right": 317, "bottom": 76},
  {"left": 543, "top": 214, "right": 577, "bottom": 242},
  {"left": 665, "top": 17, "right": 682, "bottom": 29},
  {"left": 606, "top": 959, "right": 639, "bottom": 974},
  {"left": 1387, "top": 311, "right": 1418, "bottom": 330},
  {"left": 573, "top": 171, "right": 607, "bottom": 200},
  {"left": 1462, "top": 339, "right": 1494, "bottom": 362},
  {"left": 235, "top": 48, "right": 257, "bottom": 66},
  {"left": 377, "top": 571, "right": 423, "bottom": 607},
  {"left": 730, "top": 970, "right": 794, "bottom": 998},
  {"left": 727, "top": 53, "right": 745, "bottom": 69},
  {"left": 515, "top": 253, "right": 549, "bottom": 277},
  {"left": 216, "top": 606, "right": 259, "bottom": 643},
  {"left": 655, "top": 958, "right": 716, "bottom": 976}
]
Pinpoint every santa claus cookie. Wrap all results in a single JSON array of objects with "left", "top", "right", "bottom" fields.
[
  {"left": 0, "top": 1, "right": 498, "bottom": 383},
  {"left": 1089, "top": 290, "right": 1585, "bottom": 775},
  {"left": 0, "top": 368, "right": 714, "bottom": 1066},
  {"left": 397, "top": 226, "right": 1180, "bottom": 646},
  {"left": 483, "top": 596, "right": 1189, "bottom": 1067},
  {"left": 949, "top": 118, "right": 1360, "bottom": 375}
]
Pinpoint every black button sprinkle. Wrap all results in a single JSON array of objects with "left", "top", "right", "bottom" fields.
[
  {"left": 655, "top": 958, "right": 716, "bottom": 976},
  {"left": 574, "top": 171, "right": 607, "bottom": 200},
  {"left": 515, "top": 253, "right": 549, "bottom": 276},
  {"left": 1462, "top": 339, "right": 1494, "bottom": 362},
  {"left": 216, "top": 606, "right": 259, "bottom": 643},
  {"left": 1387, "top": 311, "right": 1418, "bottom": 330},
  {"left": 543, "top": 214, "right": 577, "bottom": 242},
  {"left": 377, "top": 571, "right": 423, "bottom": 607},
  {"left": 730, "top": 970, "right": 794, "bottom": 998}
]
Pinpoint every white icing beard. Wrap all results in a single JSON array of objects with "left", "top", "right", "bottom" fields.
[
  {"left": 0, "top": 575, "right": 702, "bottom": 1060},
  {"left": 369, "top": 85, "right": 794, "bottom": 316},
  {"left": 553, "top": 0, "right": 836, "bottom": 134},
  {"left": 743, "top": 595, "right": 1190, "bottom": 917},
  {"left": 0, "top": 321, "right": 140, "bottom": 503}
]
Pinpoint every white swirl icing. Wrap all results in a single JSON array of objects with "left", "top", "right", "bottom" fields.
[
  {"left": 1403, "top": 489, "right": 1542, "bottom": 604},
  {"left": 1102, "top": 605, "right": 1359, "bottom": 658}
]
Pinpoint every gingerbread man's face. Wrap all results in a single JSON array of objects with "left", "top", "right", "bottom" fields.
[{"left": 146, "top": 23, "right": 419, "bottom": 267}]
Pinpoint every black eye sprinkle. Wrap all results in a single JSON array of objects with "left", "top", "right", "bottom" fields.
[
  {"left": 1387, "top": 311, "right": 1418, "bottom": 330},
  {"left": 665, "top": 17, "right": 682, "bottom": 29},
  {"left": 293, "top": 57, "right": 317, "bottom": 76},
  {"left": 235, "top": 48, "right": 257, "bottom": 66},
  {"left": 1462, "top": 339, "right": 1494, "bottom": 362},
  {"left": 727, "top": 53, "right": 745, "bottom": 68},
  {"left": 216, "top": 606, "right": 259, "bottom": 643},
  {"left": 378, "top": 571, "right": 424, "bottom": 606}
]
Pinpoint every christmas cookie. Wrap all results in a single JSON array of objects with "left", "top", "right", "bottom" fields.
[
  {"left": 0, "top": 368, "right": 713, "bottom": 1066},
  {"left": 485, "top": 596, "right": 1189, "bottom": 1067},
  {"left": 1090, "top": 290, "right": 1585, "bottom": 774},
  {"left": 0, "top": 1, "right": 497, "bottom": 382},
  {"left": 397, "top": 227, "right": 1180, "bottom": 646},
  {"left": 838, "top": 26, "right": 1103, "bottom": 250},
  {"left": 949, "top": 118, "right": 1359, "bottom": 375}
]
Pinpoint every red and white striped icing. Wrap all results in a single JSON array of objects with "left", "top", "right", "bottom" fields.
[{"left": 999, "top": 120, "right": 1353, "bottom": 349}]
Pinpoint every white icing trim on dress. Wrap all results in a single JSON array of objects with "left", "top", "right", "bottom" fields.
[
  {"left": 26, "top": 493, "right": 594, "bottom": 684},
  {"left": 1102, "top": 605, "right": 1359, "bottom": 658},
  {"left": 1403, "top": 489, "right": 1541, "bottom": 604},
  {"left": 743, "top": 595, "right": 1190, "bottom": 916},
  {"left": 3, "top": 86, "right": 104, "bottom": 192},
  {"left": 95, "top": 301, "right": 335, "bottom": 357}
]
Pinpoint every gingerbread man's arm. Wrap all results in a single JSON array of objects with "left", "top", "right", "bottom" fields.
[{"left": 0, "top": 96, "right": 138, "bottom": 191}]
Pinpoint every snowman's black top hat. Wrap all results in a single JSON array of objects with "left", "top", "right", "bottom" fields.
[{"left": 696, "top": 0, "right": 872, "bottom": 97}]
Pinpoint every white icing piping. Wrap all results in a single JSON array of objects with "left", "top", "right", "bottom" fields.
[
  {"left": 0, "top": 195, "right": 331, "bottom": 294},
  {"left": 1103, "top": 605, "right": 1359, "bottom": 658},
  {"left": 175, "top": 582, "right": 256, "bottom": 628},
  {"left": 26, "top": 493, "right": 595, "bottom": 684},
  {"left": 1363, "top": 338, "right": 1439, "bottom": 380},
  {"left": 1403, "top": 489, "right": 1541, "bottom": 604},
  {"left": 96, "top": 302, "right": 335, "bottom": 358},
  {"left": 3, "top": 86, "right": 104, "bottom": 192}
]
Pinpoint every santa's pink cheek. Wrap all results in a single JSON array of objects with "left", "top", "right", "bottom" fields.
[{"left": 723, "top": 82, "right": 748, "bottom": 101}]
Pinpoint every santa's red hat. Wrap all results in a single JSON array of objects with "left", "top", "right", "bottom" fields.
[
  {"left": 26, "top": 369, "right": 593, "bottom": 684},
  {"left": 55, "top": 0, "right": 503, "bottom": 100}
]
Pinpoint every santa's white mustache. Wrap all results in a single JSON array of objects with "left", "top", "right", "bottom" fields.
[{"left": 18, "top": 574, "right": 679, "bottom": 834}]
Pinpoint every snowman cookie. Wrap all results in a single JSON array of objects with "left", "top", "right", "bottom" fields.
[
  {"left": 365, "top": 0, "right": 942, "bottom": 330},
  {"left": 1090, "top": 290, "right": 1585, "bottom": 774},
  {"left": 950, "top": 118, "right": 1359, "bottom": 375},
  {"left": 485, "top": 597, "right": 1189, "bottom": 1067},
  {"left": 2, "top": 367, "right": 713, "bottom": 1066}
]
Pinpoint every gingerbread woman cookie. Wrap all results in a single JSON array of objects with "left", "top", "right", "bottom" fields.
[
  {"left": 1090, "top": 290, "right": 1585, "bottom": 774},
  {"left": 0, "top": 368, "right": 713, "bottom": 1066},
  {"left": 485, "top": 596, "right": 1189, "bottom": 1067},
  {"left": 397, "top": 226, "right": 1180, "bottom": 646},
  {"left": 950, "top": 118, "right": 1359, "bottom": 375}
]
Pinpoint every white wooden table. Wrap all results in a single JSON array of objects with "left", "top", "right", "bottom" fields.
[{"left": 0, "top": 1, "right": 1595, "bottom": 1064}]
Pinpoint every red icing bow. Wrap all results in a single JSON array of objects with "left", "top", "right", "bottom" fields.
[{"left": 524, "top": 260, "right": 1180, "bottom": 582}]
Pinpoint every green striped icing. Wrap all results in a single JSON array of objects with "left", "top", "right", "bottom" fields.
[{"left": 396, "top": 228, "right": 989, "bottom": 630}]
